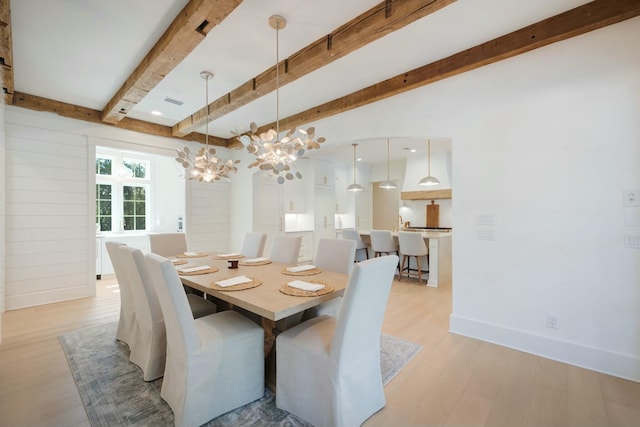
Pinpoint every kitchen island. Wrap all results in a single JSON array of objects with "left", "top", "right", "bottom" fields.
[{"left": 358, "top": 230, "right": 452, "bottom": 287}]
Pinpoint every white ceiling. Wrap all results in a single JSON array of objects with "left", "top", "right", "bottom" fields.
[{"left": 10, "top": 0, "right": 593, "bottom": 165}]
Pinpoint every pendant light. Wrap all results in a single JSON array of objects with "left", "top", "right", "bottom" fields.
[
  {"left": 236, "top": 15, "right": 326, "bottom": 184},
  {"left": 419, "top": 138, "right": 440, "bottom": 186},
  {"left": 175, "top": 71, "right": 239, "bottom": 182},
  {"left": 347, "top": 143, "right": 364, "bottom": 192},
  {"left": 379, "top": 138, "right": 397, "bottom": 189}
]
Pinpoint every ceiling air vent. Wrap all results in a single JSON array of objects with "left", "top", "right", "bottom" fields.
[{"left": 164, "top": 97, "right": 184, "bottom": 106}]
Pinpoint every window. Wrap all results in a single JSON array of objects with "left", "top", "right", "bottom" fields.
[{"left": 96, "top": 154, "right": 150, "bottom": 232}]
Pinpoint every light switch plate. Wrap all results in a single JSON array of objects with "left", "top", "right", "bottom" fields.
[
  {"left": 623, "top": 189, "right": 640, "bottom": 207},
  {"left": 477, "top": 229, "right": 496, "bottom": 240},
  {"left": 476, "top": 214, "right": 496, "bottom": 225}
]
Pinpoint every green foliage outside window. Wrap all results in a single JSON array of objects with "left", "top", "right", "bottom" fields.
[
  {"left": 123, "top": 160, "right": 147, "bottom": 179},
  {"left": 96, "top": 184, "right": 112, "bottom": 232},
  {"left": 96, "top": 158, "right": 112, "bottom": 175},
  {"left": 123, "top": 185, "right": 146, "bottom": 231}
]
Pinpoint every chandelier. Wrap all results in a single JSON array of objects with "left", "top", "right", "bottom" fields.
[
  {"left": 235, "top": 15, "right": 325, "bottom": 184},
  {"left": 175, "top": 71, "right": 239, "bottom": 183}
]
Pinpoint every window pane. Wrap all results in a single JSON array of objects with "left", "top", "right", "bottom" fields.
[
  {"left": 99, "top": 217, "right": 111, "bottom": 232},
  {"left": 96, "top": 158, "right": 112, "bottom": 175},
  {"left": 123, "top": 160, "right": 147, "bottom": 179},
  {"left": 123, "top": 186, "right": 132, "bottom": 199},
  {"left": 135, "top": 201, "right": 145, "bottom": 214},
  {"left": 135, "top": 217, "right": 146, "bottom": 230},
  {"left": 99, "top": 201, "right": 111, "bottom": 215},
  {"left": 96, "top": 183, "right": 113, "bottom": 232},
  {"left": 123, "top": 217, "right": 134, "bottom": 230},
  {"left": 123, "top": 201, "right": 134, "bottom": 215}
]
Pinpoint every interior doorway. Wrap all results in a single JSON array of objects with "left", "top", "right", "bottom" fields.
[{"left": 372, "top": 183, "right": 400, "bottom": 230}]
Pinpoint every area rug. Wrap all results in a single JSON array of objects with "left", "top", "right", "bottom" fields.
[{"left": 59, "top": 322, "right": 422, "bottom": 427}]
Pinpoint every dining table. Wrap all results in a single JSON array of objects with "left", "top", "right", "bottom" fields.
[{"left": 169, "top": 251, "right": 349, "bottom": 389}]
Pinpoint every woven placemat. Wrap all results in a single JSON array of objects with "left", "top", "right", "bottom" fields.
[
  {"left": 175, "top": 253, "right": 209, "bottom": 259},
  {"left": 177, "top": 266, "right": 219, "bottom": 276},
  {"left": 239, "top": 259, "right": 272, "bottom": 266},
  {"left": 281, "top": 267, "right": 323, "bottom": 276},
  {"left": 279, "top": 281, "right": 334, "bottom": 297},
  {"left": 171, "top": 259, "right": 188, "bottom": 266},
  {"left": 209, "top": 278, "right": 262, "bottom": 292},
  {"left": 213, "top": 254, "right": 245, "bottom": 260}
]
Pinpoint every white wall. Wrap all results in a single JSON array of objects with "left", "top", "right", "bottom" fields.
[
  {"left": 435, "top": 21, "right": 640, "bottom": 380},
  {"left": 0, "top": 96, "right": 6, "bottom": 341},
  {"left": 3, "top": 107, "right": 234, "bottom": 309}
]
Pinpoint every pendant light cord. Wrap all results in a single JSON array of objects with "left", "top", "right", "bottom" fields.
[
  {"left": 387, "top": 138, "right": 391, "bottom": 180},
  {"left": 427, "top": 139, "right": 431, "bottom": 175},
  {"left": 275, "top": 22, "right": 280, "bottom": 137}
]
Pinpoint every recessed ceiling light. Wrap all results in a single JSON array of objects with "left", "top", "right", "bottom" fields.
[
  {"left": 357, "top": 158, "right": 362, "bottom": 162},
  {"left": 402, "top": 146, "right": 416, "bottom": 153},
  {"left": 151, "top": 111, "right": 163, "bottom": 116}
]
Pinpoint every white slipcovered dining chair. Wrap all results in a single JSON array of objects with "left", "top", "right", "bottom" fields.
[
  {"left": 148, "top": 232, "right": 188, "bottom": 257},
  {"left": 341, "top": 228, "right": 369, "bottom": 261},
  {"left": 117, "top": 246, "right": 217, "bottom": 381},
  {"left": 397, "top": 231, "right": 429, "bottom": 285},
  {"left": 105, "top": 241, "right": 136, "bottom": 348},
  {"left": 276, "top": 255, "right": 399, "bottom": 427},
  {"left": 240, "top": 232, "right": 267, "bottom": 258},
  {"left": 302, "top": 238, "right": 357, "bottom": 319},
  {"left": 269, "top": 234, "right": 302, "bottom": 265},
  {"left": 144, "top": 252, "right": 264, "bottom": 427}
]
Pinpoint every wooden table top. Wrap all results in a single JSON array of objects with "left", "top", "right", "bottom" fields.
[{"left": 174, "top": 252, "right": 348, "bottom": 322}]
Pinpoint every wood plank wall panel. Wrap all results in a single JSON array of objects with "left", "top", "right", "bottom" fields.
[
  {"left": 185, "top": 181, "right": 230, "bottom": 253},
  {"left": 4, "top": 123, "right": 93, "bottom": 309}
]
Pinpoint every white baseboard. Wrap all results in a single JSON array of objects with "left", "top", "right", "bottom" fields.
[
  {"left": 450, "top": 314, "right": 640, "bottom": 383},
  {"left": 6, "top": 284, "right": 96, "bottom": 310}
]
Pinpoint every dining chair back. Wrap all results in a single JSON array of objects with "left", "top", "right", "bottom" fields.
[
  {"left": 369, "top": 229, "right": 398, "bottom": 256},
  {"left": 240, "top": 232, "right": 267, "bottom": 258},
  {"left": 144, "top": 252, "right": 264, "bottom": 427},
  {"left": 315, "top": 238, "right": 357, "bottom": 275},
  {"left": 397, "top": 231, "right": 429, "bottom": 285},
  {"left": 105, "top": 241, "right": 136, "bottom": 348},
  {"left": 341, "top": 228, "right": 368, "bottom": 261},
  {"left": 269, "top": 234, "right": 302, "bottom": 265},
  {"left": 276, "top": 255, "right": 399, "bottom": 427},
  {"left": 148, "top": 232, "right": 188, "bottom": 257},
  {"left": 117, "top": 246, "right": 217, "bottom": 381}
]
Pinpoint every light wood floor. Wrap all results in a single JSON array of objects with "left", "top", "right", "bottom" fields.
[{"left": 1, "top": 275, "right": 639, "bottom": 427}]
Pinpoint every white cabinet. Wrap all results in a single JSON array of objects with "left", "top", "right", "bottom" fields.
[
  {"left": 313, "top": 185, "right": 336, "bottom": 259},
  {"left": 282, "top": 159, "right": 308, "bottom": 213},
  {"left": 314, "top": 159, "right": 335, "bottom": 188},
  {"left": 334, "top": 166, "right": 348, "bottom": 213},
  {"left": 287, "top": 231, "right": 313, "bottom": 263}
]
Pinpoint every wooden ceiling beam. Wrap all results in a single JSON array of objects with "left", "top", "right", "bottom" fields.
[
  {"left": 14, "top": 91, "right": 228, "bottom": 146},
  {"left": 101, "top": 0, "right": 243, "bottom": 124},
  {"left": 254, "top": 0, "right": 640, "bottom": 136},
  {"left": 172, "top": 0, "right": 457, "bottom": 137},
  {"left": 0, "top": 0, "right": 14, "bottom": 105}
]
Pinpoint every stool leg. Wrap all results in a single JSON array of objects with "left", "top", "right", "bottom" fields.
[
  {"left": 416, "top": 256, "right": 423, "bottom": 285},
  {"left": 399, "top": 255, "right": 407, "bottom": 281}
]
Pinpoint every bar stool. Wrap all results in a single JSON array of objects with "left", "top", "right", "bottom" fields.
[
  {"left": 397, "top": 231, "right": 429, "bottom": 285},
  {"left": 369, "top": 230, "right": 398, "bottom": 257},
  {"left": 341, "top": 229, "right": 368, "bottom": 261}
]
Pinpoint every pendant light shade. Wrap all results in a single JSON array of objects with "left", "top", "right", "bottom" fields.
[
  {"left": 379, "top": 138, "right": 397, "bottom": 189},
  {"left": 419, "top": 138, "right": 440, "bottom": 186},
  {"left": 347, "top": 143, "right": 364, "bottom": 192}
]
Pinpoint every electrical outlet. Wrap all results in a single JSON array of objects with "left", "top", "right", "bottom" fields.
[
  {"left": 546, "top": 314, "right": 559, "bottom": 329},
  {"left": 625, "top": 234, "right": 640, "bottom": 249},
  {"left": 623, "top": 189, "right": 640, "bottom": 207}
]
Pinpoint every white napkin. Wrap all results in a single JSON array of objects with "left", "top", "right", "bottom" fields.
[
  {"left": 244, "top": 257, "right": 269, "bottom": 263},
  {"left": 215, "top": 275, "right": 253, "bottom": 287},
  {"left": 178, "top": 265, "right": 210, "bottom": 274},
  {"left": 170, "top": 259, "right": 181, "bottom": 263},
  {"left": 288, "top": 280, "right": 324, "bottom": 292},
  {"left": 218, "top": 252, "right": 242, "bottom": 258},
  {"left": 286, "top": 264, "right": 317, "bottom": 273},
  {"left": 184, "top": 251, "right": 199, "bottom": 257}
]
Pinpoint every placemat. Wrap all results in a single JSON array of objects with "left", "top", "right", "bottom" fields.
[
  {"left": 171, "top": 259, "right": 188, "bottom": 266},
  {"left": 279, "top": 281, "right": 334, "bottom": 297},
  {"left": 177, "top": 266, "right": 219, "bottom": 276},
  {"left": 209, "top": 278, "right": 262, "bottom": 292},
  {"left": 239, "top": 259, "right": 272, "bottom": 266},
  {"left": 213, "top": 254, "right": 245, "bottom": 260},
  {"left": 281, "top": 267, "right": 323, "bottom": 276},
  {"left": 175, "top": 253, "right": 209, "bottom": 259}
]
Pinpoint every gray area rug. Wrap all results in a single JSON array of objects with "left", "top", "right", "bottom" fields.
[{"left": 59, "top": 322, "right": 422, "bottom": 427}]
